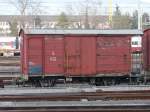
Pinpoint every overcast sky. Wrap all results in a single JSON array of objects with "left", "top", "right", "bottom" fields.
[{"left": 0, "top": 0, "right": 149, "bottom": 15}]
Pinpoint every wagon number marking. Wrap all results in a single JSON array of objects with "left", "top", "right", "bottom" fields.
[{"left": 50, "top": 56, "right": 57, "bottom": 61}]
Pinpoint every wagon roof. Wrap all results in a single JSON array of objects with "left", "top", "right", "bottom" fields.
[{"left": 23, "top": 29, "right": 143, "bottom": 35}]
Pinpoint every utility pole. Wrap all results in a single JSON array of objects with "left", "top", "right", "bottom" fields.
[
  {"left": 108, "top": 0, "right": 113, "bottom": 27},
  {"left": 138, "top": 0, "right": 142, "bottom": 29},
  {"left": 85, "top": 6, "right": 89, "bottom": 29}
]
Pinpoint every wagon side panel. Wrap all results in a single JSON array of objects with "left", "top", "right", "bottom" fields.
[
  {"left": 44, "top": 35, "right": 64, "bottom": 75},
  {"left": 27, "top": 36, "right": 43, "bottom": 76},
  {"left": 96, "top": 36, "right": 131, "bottom": 75}
]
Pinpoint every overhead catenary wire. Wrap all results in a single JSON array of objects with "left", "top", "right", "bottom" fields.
[{"left": 0, "top": 1, "right": 149, "bottom": 15}]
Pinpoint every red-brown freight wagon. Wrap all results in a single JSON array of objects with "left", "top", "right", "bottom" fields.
[
  {"left": 143, "top": 29, "right": 150, "bottom": 83},
  {"left": 19, "top": 29, "right": 142, "bottom": 86}
]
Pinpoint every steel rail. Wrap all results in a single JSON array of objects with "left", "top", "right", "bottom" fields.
[
  {"left": 0, "top": 105, "right": 149, "bottom": 112},
  {"left": 1, "top": 90, "right": 150, "bottom": 101}
]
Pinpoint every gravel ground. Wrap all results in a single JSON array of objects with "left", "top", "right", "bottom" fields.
[
  {"left": 0, "top": 84, "right": 150, "bottom": 95},
  {"left": 0, "top": 100, "right": 150, "bottom": 107}
]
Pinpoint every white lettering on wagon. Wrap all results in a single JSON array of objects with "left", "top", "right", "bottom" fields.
[{"left": 50, "top": 56, "right": 57, "bottom": 61}]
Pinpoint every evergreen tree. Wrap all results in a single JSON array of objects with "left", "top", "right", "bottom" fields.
[
  {"left": 9, "top": 20, "right": 18, "bottom": 36},
  {"left": 57, "top": 12, "right": 69, "bottom": 29}
]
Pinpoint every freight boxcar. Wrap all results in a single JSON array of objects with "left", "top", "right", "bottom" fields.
[
  {"left": 131, "top": 36, "right": 142, "bottom": 76},
  {"left": 143, "top": 29, "right": 150, "bottom": 83},
  {"left": 131, "top": 36, "right": 142, "bottom": 53},
  {"left": 19, "top": 29, "right": 142, "bottom": 86}
]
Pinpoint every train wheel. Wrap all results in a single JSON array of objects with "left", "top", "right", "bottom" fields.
[
  {"left": 103, "top": 79, "right": 109, "bottom": 86},
  {"left": 48, "top": 79, "right": 53, "bottom": 87},
  {"left": 48, "top": 79, "right": 52, "bottom": 87},
  {"left": 51, "top": 79, "right": 56, "bottom": 87},
  {"left": 47, "top": 79, "right": 56, "bottom": 87},
  {"left": 38, "top": 80, "right": 43, "bottom": 87},
  {"left": 40, "top": 79, "right": 49, "bottom": 87},
  {"left": 38, "top": 79, "right": 56, "bottom": 87},
  {"left": 103, "top": 78, "right": 116, "bottom": 86},
  {"left": 95, "top": 78, "right": 103, "bottom": 86},
  {"left": 90, "top": 78, "right": 96, "bottom": 85}
]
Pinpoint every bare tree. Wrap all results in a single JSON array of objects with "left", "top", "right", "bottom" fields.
[
  {"left": 65, "top": 0, "right": 101, "bottom": 29},
  {"left": 112, "top": 5, "right": 132, "bottom": 29},
  {"left": 8, "top": 0, "right": 42, "bottom": 28},
  {"left": 8, "top": 0, "right": 29, "bottom": 15},
  {"left": 79, "top": 0, "right": 101, "bottom": 29}
]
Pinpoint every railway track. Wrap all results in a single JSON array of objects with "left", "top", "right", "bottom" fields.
[
  {"left": 1, "top": 106, "right": 150, "bottom": 112},
  {"left": 0, "top": 56, "right": 20, "bottom": 60},
  {"left": 3, "top": 109, "right": 149, "bottom": 112},
  {"left": 0, "top": 86, "right": 149, "bottom": 112},
  {"left": 0, "top": 101, "right": 149, "bottom": 112},
  {"left": 0, "top": 56, "right": 20, "bottom": 66},
  {"left": 0, "top": 56, "right": 20, "bottom": 81},
  {"left": 1, "top": 90, "right": 150, "bottom": 101}
]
